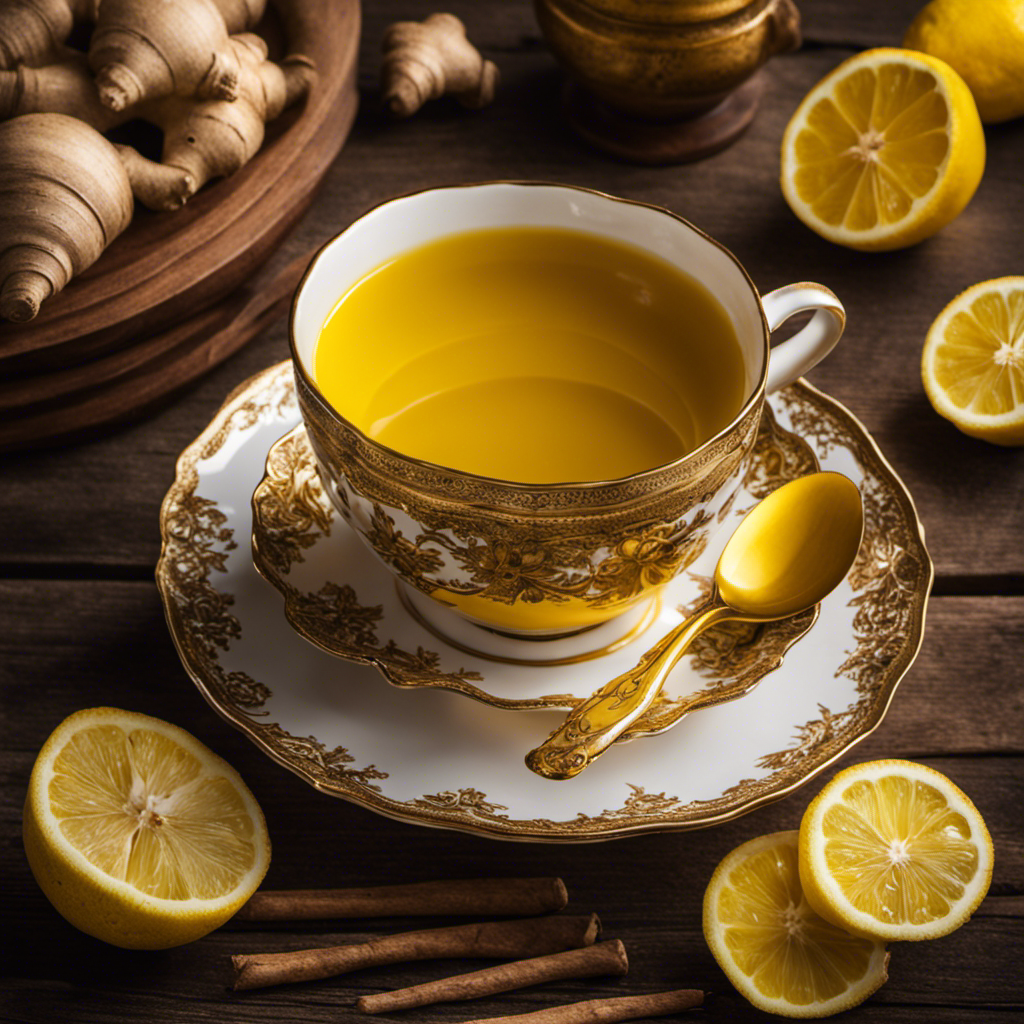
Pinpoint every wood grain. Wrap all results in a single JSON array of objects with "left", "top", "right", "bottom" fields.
[
  {"left": 0, "top": 251, "right": 313, "bottom": 451},
  {"left": 1, "top": 2, "right": 1022, "bottom": 1023}
]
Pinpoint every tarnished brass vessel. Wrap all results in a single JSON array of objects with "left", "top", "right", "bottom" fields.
[{"left": 534, "top": 0, "right": 801, "bottom": 163}]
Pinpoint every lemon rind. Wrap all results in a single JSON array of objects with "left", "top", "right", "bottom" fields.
[
  {"left": 703, "top": 830, "right": 890, "bottom": 1018},
  {"left": 798, "top": 759, "right": 994, "bottom": 942}
]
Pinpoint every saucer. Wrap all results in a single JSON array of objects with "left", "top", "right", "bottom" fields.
[
  {"left": 250, "top": 408, "right": 824, "bottom": 741},
  {"left": 157, "top": 361, "right": 932, "bottom": 841}
]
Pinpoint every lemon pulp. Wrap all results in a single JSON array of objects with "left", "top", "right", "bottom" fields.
[
  {"left": 49, "top": 723, "right": 260, "bottom": 899},
  {"left": 781, "top": 49, "right": 985, "bottom": 250},
  {"left": 799, "top": 760, "right": 994, "bottom": 941},
  {"left": 819, "top": 775, "right": 980, "bottom": 929},
  {"left": 922, "top": 278, "right": 1024, "bottom": 444},
  {"left": 795, "top": 64, "right": 949, "bottom": 230},
  {"left": 704, "top": 831, "right": 889, "bottom": 1018}
]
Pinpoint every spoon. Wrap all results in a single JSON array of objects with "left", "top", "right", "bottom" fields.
[{"left": 525, "top": 471, "right": 864, "bottom": 780}]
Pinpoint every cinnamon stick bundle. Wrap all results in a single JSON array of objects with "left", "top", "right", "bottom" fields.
[
  {"left": 235, "top": 878, "right": 569, "bottom": 921},
  {"left": 458, "top": 988, "right": 705, "bottom": 1024},
  {"left": 232, "top": 913, "right": 601, "bottom": 991},
  {"left": 356, "top": 939, "right": 629, "bottom": 1014}
]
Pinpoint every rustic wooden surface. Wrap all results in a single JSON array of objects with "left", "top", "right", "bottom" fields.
[{"left": 2, "top": 1, "right": 1022, "bottom": 1022}]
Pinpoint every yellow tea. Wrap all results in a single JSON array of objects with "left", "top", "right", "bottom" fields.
[{"left": 314, "top": 226, "right": 746, "bottom": 483}]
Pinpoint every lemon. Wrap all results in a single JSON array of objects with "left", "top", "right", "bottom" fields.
[
  {"left": 780, "top": 48, "right": 985, "bottom": 251},
  {"left": 23, "top": 707, "right": 270, "bottom": 949},
  {"left": 703, "top": 831, "right": 889, "bottom": 1018},
  {"left": 798, "top": 760, "right": 994, "bottom": 942},
  {"left": 921, "top": 277, "right": 1024, "bottom": 446},
  {"left": 903, "top": 0, "right": 1024, "bottom": 123}
]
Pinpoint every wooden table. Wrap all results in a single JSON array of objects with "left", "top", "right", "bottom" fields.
[{"left": 2, "top": 1, "right": 1021, "bottom": 1021}]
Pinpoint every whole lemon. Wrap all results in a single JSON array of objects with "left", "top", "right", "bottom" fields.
[{"left": 903, "top": 0, "right": 1024, "bottom": 123}]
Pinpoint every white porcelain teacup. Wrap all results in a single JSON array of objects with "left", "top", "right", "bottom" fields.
[{"left": 290, "top": 182, "right": 845, "bottom": 644}]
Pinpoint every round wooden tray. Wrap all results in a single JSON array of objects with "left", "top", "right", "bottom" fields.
[{"left": 0, "top": 0, "right": 359, "bottom": 449}]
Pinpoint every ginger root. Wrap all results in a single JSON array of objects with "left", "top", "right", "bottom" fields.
[
  {"left": 0, "top": 0, "right": 317, "bottom": 319},
  {"left": 118, "top": 33, "right": 316, "bottom": 211},
  {"left": 0, "top": 0, "right": 90, "bottom": 70},
  {"left": 211, "top": 0, "right": 267, "bottom": 34},
  {"left": 0, "top": 48, "right": 121, "bottom": 128},
  {"left": 0, "top": 31, "right": 315, "bottom": 216},
  {"left": 381, "top": 12, "right": 498, "bottom": 118},
  {"left": 0, "top": 112, "right": 134, "bottom": 322},
  {"left": 89, "top": 0, "right": 248, "bottom": 110}
]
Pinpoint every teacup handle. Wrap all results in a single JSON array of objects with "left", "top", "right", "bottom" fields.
[{"left": 761, "top": 282, "right": 846, "bottom": 393}]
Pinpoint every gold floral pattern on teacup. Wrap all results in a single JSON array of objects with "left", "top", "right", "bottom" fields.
[
  {"left": 296, "top": 365, "right": 761, "bottom": 635},
  {"left": 250, "top": 402, "right": 826, "bottom": 724}
]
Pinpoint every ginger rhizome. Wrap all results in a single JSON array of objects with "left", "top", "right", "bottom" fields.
[
  {"left": 0, "top": 48, "right": 122, "bottom": 128},
  {"left": 89, "top": 0, "right": 254, "bottom": 110},
  {"left": 0, "top": 113, "right": 134, "bottom": 322},
  {"left": 0, "top": 0, "right": 91, "bottom": 70},
  {"left": 0, "top": 0, "right": 316, "bottom": 319},
  {"left": 0, "top": 36, "right": 316, "bottom": 211},
  {"left": 381, "top": 13, "right": 498, "bottom": 118},
  {"left": 119, "top": 33, "right": 317, "bottom": 211}
]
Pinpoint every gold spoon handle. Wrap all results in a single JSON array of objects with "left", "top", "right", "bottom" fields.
[{"left": 525, "top": 601, "right": 734, "bottom": 780}]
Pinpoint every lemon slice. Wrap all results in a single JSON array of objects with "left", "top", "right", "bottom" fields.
[
  {"left": 781, "top": 48, "right": 985, "bottom": 251},
  {"left": 23, "top": 707, "right": 271, "bottom": 949},
  {"left": 798, "top": 760, "right": 994, "bottom": 942},
  {"left": 703, "top": 831, "right": 889, "bottom": 1018},
  {"left": 921, "top": 277, "right": 1024, "bottom": 446}
]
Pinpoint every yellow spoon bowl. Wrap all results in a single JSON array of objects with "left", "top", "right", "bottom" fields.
[{"left": 526, "top": 471, "right": 864, "bottom": 780}]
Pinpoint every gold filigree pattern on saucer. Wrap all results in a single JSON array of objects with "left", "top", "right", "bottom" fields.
[
  {"left": 253, "top": 434, "right": 487, "bottom": 699},
  {"left": 839, "top": 472, "right": 928, "bottom": 694},
  {"left": 251, "top": 721, "right": 389, "bottom": 789},
  {"left": 623, "top": 608, "right": 818, "bottom": 739},
  {"left": 252, "top": 421, "right": 494, "bottom": 694},
  {"left": 157, "top": 363, "right": 392, "bottom": 791},
  {"left": 757, "top": 703, "right": 852, "bottom": 772},
  {"left": 412, "top": 789, "right": 510, "bottom": 819},
  {"left": 158, "top": 362, "right": 932, "bottom": 841}
]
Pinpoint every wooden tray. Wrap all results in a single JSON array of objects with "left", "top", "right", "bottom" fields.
[
  {"left": 0, "top": 252, "right": 311, "bottom": 451},
  {"left": 0, "top": 0, "right": 359, "bottom": 446}
]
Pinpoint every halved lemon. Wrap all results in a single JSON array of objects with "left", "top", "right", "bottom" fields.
[
  {"left": 798, "top": 760, "right": 994, "bottom": 942},
  {"left": 23, "top": 707, "right": 271, "bottom": 949},
  {"left": 703, "top": 831, "right": 889, "bottom": 1018},
  {"left": 781, "top": 48, "right": 985, "bottom": 251},
  {"left": 921, "top": 277, "right": 1024, "bottom": 446}
]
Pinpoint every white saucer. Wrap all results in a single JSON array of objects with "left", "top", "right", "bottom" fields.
[{"left": 157, "top": 362, "right": 932, "bottom": 841}]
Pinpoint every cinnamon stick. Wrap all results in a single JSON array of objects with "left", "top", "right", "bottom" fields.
[
  {"left": 458, "top": 988, "right": 705, "bottom": 1024},
  {"left": 235, "top": 878, "right": 569, "bottom": 921},
  {"left": 356, "top": 939, "right": 629, "bottom": 1014},
  {"left": 231, "top": 913, "right": 600, "bottom": 992}
]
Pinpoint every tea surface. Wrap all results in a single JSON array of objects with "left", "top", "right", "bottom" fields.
[{"left": 315, "top": 227, "right": 746, "bottom": 482}]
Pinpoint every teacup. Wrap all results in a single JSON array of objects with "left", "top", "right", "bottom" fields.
[{"left": 290, "top": 182, "right": 844, "bottom": 645}]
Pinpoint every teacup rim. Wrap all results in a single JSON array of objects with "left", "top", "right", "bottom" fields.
[{"left": 288, "top": 179, "right": 771, "bottom": 494}]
